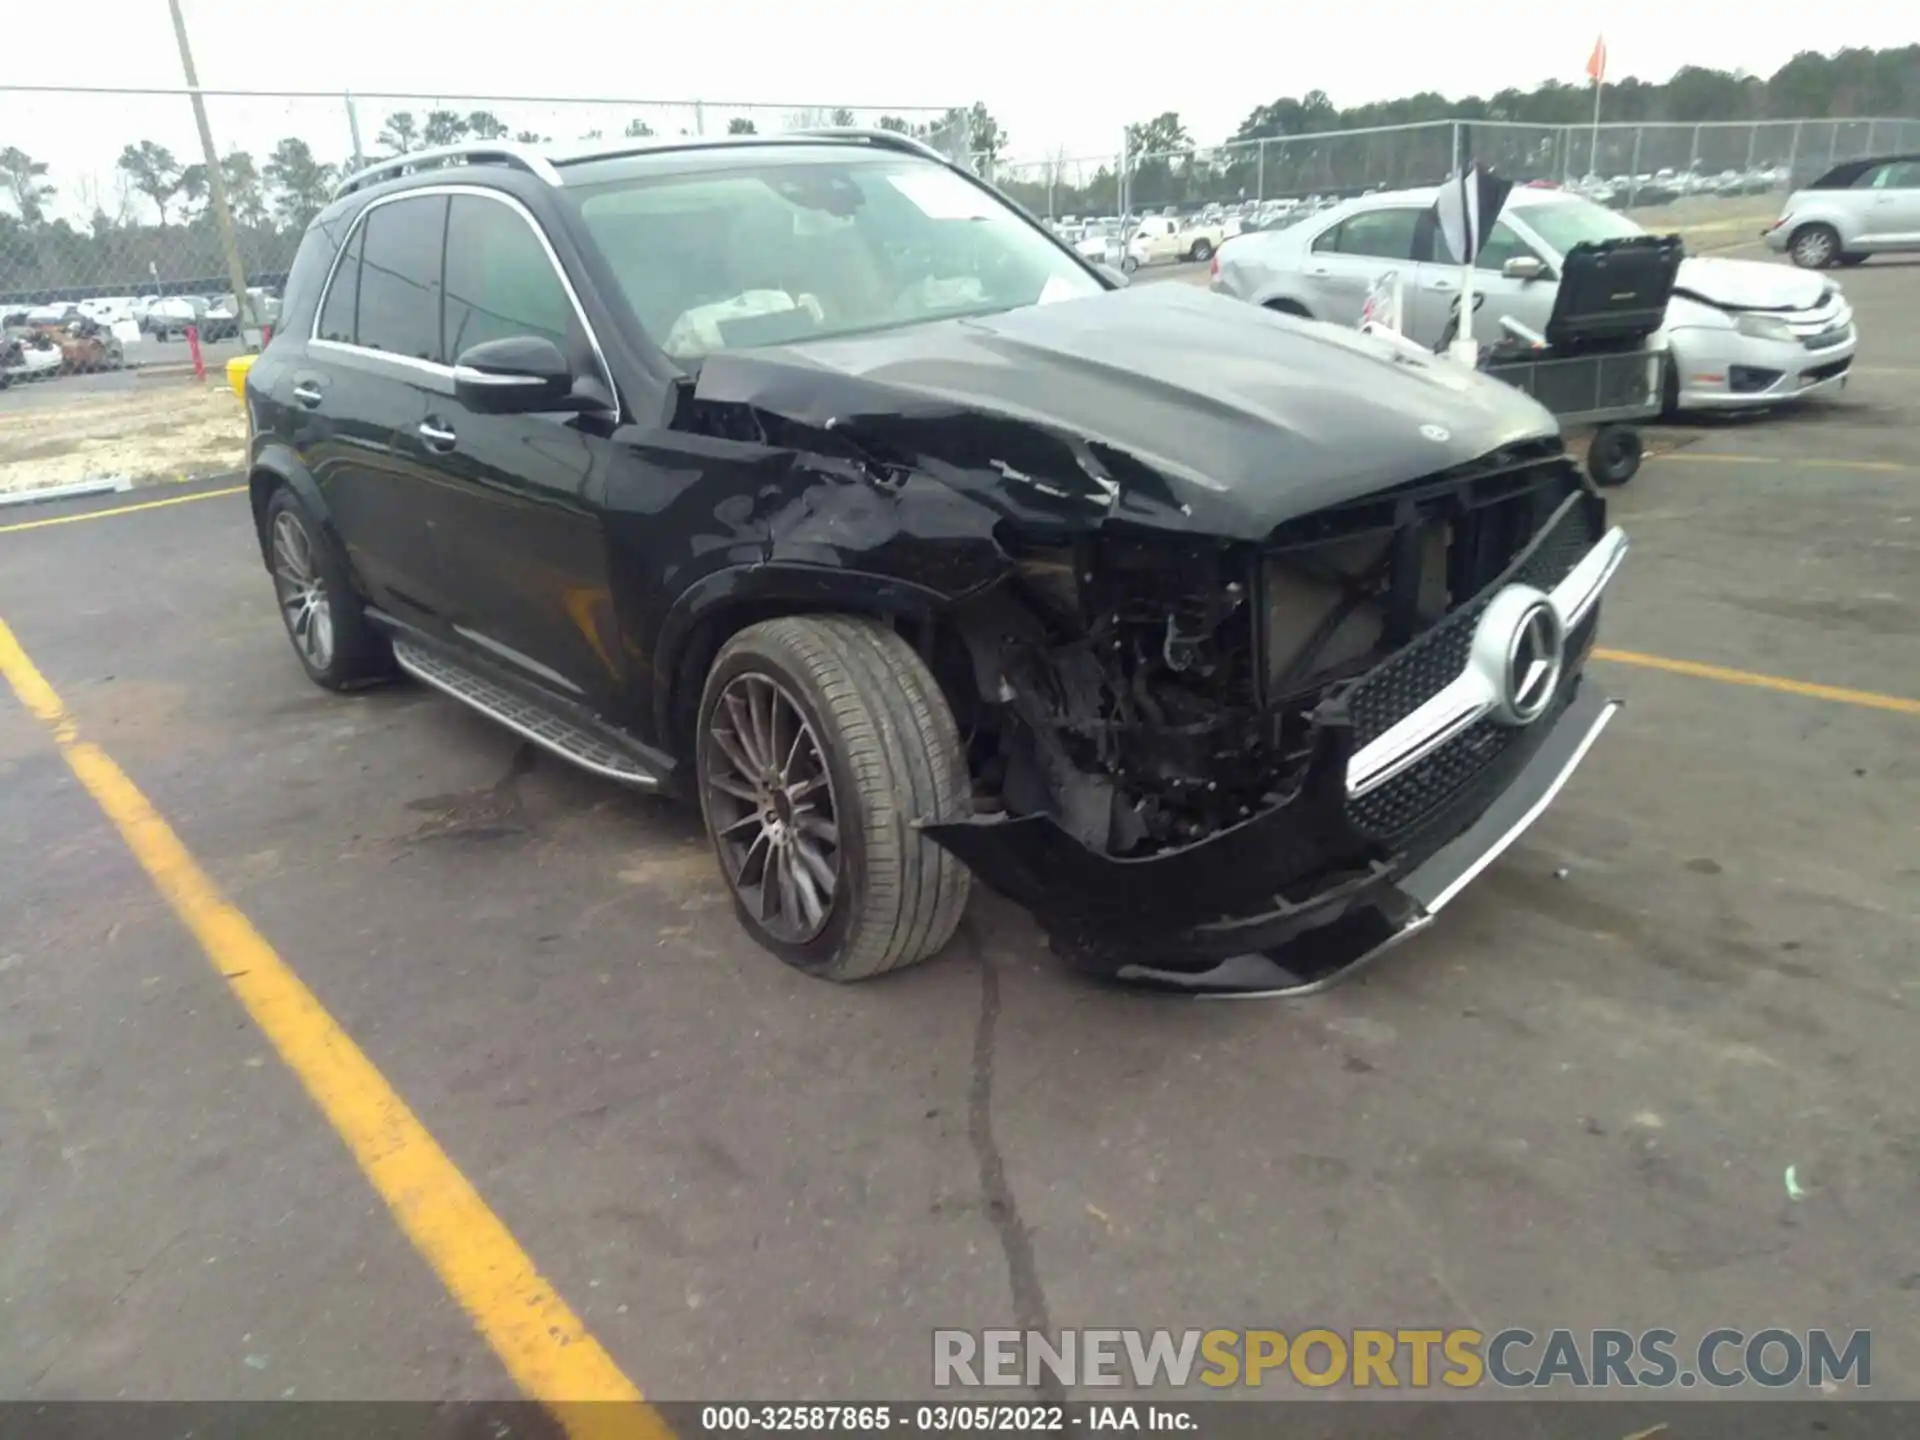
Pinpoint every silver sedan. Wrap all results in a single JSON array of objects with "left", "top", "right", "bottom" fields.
[{"left": 1211, "top": 187, "right": 1857, "bottom": 413}]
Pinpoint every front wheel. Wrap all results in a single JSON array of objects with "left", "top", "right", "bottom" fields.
[
  {"left": 1188, "top": 239, "right": 1214, "bottom": 262},
  {"left": 1788, "top": 223, "right": 1839, "bottom": 269},
  {"left": 697, "top": 616, "right": 972, "bottom": 982}
]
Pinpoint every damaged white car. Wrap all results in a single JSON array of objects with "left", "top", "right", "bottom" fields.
[{"left": 1212, "top": 187, "right": 1857, "bottom": 414}]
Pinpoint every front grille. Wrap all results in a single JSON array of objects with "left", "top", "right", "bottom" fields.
[
  {"left": 1344, "top": 494, "right": 1599, "bottom": 748},
  {"left": 1338, "top": 493, "right": 1601, "bottom": 846},
  {"left": 1350, "top": 612, "right": 1599, "bottom": 843}
]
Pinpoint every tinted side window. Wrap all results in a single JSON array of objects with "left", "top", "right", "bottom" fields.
[
  {"left": 355, "top": 195, "right": 448, "bottom": 361},
  {"left": 316, "top": 222, "right": 362, "bottom": 344},
  {"left": 443, "top": 195, "right": 576, "bottom": 360},
  {"left": 1879, "top": 160, "right": 1920, "bottom": 188}
]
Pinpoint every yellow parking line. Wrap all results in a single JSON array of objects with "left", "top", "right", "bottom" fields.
[
  {"left": 0, "top": 616, "right": 669, "bottom": 1440},
  {"left": 1646, "top": 452, "right": 1913, "bottom": 474},
  {"left": 0, "top": 484, "right": 247, "bottom": 535},
  {"left": 1593, "top": 647, "right": 1920, "bottom": 717}
]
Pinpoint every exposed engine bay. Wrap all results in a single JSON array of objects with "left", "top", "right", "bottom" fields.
[{"left": 951, "top": 450, "right": 1579, "bottom": 858}]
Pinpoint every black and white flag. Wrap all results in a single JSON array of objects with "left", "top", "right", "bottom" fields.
[{"left": 1433, "top": 163, "right": 1514, "bottom": 266}]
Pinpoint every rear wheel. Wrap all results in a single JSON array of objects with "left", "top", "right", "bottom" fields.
[
  {"left": 1121, "top": 254, "right": 1140, "bottom": 274},
  {"left": 262, "top": 486, "right": 394, "bottom": 691},
  {"left": 697, "top": 616, "right": 972, "bottom": 982},
  {"left": 1263, "top": 298, "right": 1310, "bottom": 319},
  {"left": 1788, "top": 223, "right": 1839, "bottom": 269},
  {"left": 1189, "top": 239, "right": 1214, "bottom": 262}
]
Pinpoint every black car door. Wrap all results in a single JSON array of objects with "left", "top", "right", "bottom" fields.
[
  {"left": 397, "top": 189, "right": 624, "bottom": 711},
  {"left": 301, "top": 192, "right": 451, "bottom": 627}
]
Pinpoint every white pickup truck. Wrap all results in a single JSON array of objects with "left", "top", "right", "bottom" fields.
[{"left": 1122, "top": 214, "right": 1228, "bottom": 272}]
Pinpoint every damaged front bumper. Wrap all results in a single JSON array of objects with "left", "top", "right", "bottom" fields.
[
  {"left": 1118, "top": 682, "right": 1618, "bottom": 996},
  {"left": 924, "top": 525, "right": 1628, "bottom": 996}
]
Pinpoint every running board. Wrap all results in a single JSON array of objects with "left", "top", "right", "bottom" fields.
[{"left": 391, "top": 638, "right": 663, "bottom": 789}]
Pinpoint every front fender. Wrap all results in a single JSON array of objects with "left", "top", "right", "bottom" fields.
[{"left": 650, "top": 562, "right": 979, "bottom": 745}]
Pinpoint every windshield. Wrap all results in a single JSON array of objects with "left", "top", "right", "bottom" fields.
[
  {"left": 572, "top": 153, "right": 1104, "bottom": 362},
  {"left": 1510, "top": 197, "right": 1646, "bottom": 257}
]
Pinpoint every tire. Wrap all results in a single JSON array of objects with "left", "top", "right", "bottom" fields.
[
  {"left": 1120, "top": 254, "right": 1140, "bottom": 274},
  {"left": 696, "top": 615, "right": 972, "bottom": 982},
  {"left": 1189, "top": 239, "right": 1214, "bottom": 262},
  {"left": 1263, "top": 298, "right": 1310, "bottom": 319},
  {"left": 261, "top": 485, "right": 394, "bottom": 691},
  {"left": 1586, "top": 425, "right": 1642, "bottom": 487},
  {"left": 1788, "top": 223, "right": 1839, "bottom": 269},
  {"left": 1837, "top": 252, "right": 1868, "bottom": 267}
]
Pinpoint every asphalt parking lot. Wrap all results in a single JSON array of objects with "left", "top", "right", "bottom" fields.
[{"left": 2, "top": 259, "right": 1916, "bottom": 1420}]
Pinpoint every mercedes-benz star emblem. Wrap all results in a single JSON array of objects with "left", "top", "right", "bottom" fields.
[
  {"left": 1503, "top": 602, "right": 1565, "bottom": 725},
  {"left": 1419, "top": 423, "right": 1451, "bottom": 442}
]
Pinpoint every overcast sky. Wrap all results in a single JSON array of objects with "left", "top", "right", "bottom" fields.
[{"left": 4, "top": 0, "right": 1912, "bottom": 213}]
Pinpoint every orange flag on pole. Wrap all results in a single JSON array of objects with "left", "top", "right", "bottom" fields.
[{"left": 1586, "top": 35, "right": 1608, "bottom": 85}]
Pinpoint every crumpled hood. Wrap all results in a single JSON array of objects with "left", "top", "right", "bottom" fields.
[
  {"left": 1674, "top": 255, "right": 1832, "bottom": 312},
  {"left": 690, "top": 283, "right": 1560, "bottom": 540}
]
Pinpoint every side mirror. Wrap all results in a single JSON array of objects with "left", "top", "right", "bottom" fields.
[
  {"left": 1502, "top": 255, "right": 1549, "bottom": 282},
  {"left": 453, "top": 335, "right": 580, "bottom": 414}
]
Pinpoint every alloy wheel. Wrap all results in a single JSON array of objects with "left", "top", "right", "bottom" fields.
[
  {"left": 270, "top": 510, "right": 335, "bottom": 671},
  {"left": 704, "top": 673, "right": 841, "bottom": 944},
  {"left": 1792, "top": 228, "right": 1834, "bottom": 268}
]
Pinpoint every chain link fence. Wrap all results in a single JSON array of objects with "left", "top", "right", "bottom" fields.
[
  {"left": 0, "top": 85, "right": 965, "bottom": 355},
  {"left": 4, "top": 83, "right": 1917, "bottom": 374},
  {"left": 995, "top": 116, "right": 1920, "bottom": 222}
]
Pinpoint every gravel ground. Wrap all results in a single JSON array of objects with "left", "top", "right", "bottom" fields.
[{"left": 0, "top": 381, "right": 245, "bottom": 496}]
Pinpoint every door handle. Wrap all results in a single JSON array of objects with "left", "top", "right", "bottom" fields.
[
  {"left": 1307, "top": 265, "right": 1332, "bottom": 277},
  {"left": 1426, "top": 278, "right": 1458, "bottom": 291},
  {"left": 417, "top": 419, "right": 458, "bottom": 451},
  {"left": 291, "top": 382, "right": 323, "bottom": 408}
]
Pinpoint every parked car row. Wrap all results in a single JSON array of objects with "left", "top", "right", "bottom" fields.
[{"left": 1, "top": 287, "right": 284, "bottom": 345}]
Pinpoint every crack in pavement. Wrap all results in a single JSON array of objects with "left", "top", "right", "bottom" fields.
[{"left": 961, "top": 919, "right": 1061, "bottom": 1404}]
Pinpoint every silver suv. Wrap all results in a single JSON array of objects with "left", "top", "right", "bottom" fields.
[{"left": 1764, "top": 154, "right": 1920, "bottom": 268}]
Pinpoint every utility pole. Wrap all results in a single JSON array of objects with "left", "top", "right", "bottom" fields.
[{"left": 168, "top": 0, "right": 259, "bottom": 349}]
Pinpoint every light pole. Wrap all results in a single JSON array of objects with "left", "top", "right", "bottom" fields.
[{"left": 167, "top": 0, "right": 259, "bottom": 347}]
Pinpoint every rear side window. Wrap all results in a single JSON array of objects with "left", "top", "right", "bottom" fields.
[
  {"left": 316, "top": 222, "right": 362, "bottom": 343},
  {"left": 442, "top": 195, "right": 576, "bottom": 360},
  {"left": 1315, "top": 208, "right": 1422, "bottom": 260},
  {"left": 1869, "top": 160, "right": 1920, "bottom": 188},
  {"left": 354, "top": 195, "right": 448, "bottom": 361}
]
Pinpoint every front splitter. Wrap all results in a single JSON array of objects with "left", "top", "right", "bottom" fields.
[{"left": 1113, "top": 688, "right": 1622, "bottom": 998}]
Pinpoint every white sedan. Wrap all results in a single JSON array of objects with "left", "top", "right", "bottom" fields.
[{"left": 1210, "top": 186, "right": 1856, "bottom": 414}]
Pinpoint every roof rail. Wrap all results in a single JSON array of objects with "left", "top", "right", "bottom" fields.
[
  {"left": 332, "top": 142, "right": 562, "bottom": 199},
  {"left": 791, "top": 126, "right": 960, "bottom": 166}
]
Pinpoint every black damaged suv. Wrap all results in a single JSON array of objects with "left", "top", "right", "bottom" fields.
[{"left": 244, "top": 129, "right": 1627, "bottom": 995}]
